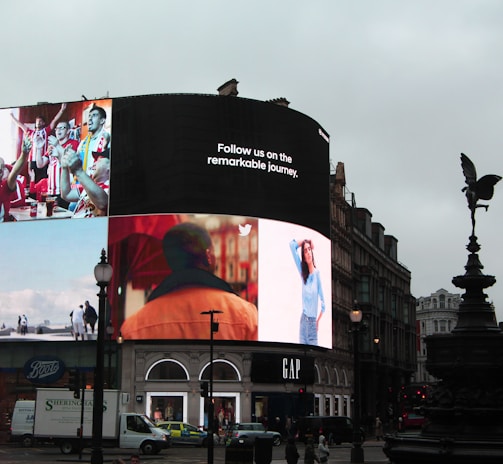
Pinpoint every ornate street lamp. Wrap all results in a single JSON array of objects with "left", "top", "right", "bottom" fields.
[
  {"left": 349, "top": 302, "right": 364, "bottom": 463},
  {"left": 91, "top": 249, "right": 113, "bottom": 464},
  {"left": 201, "top": 309, "right": 223, "bottom": 464}
]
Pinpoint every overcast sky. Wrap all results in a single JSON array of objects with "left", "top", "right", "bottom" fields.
[{"left": 1, "top": 0, "right": 503, "bottom": 321}]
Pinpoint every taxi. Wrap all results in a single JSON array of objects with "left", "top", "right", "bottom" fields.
[{"left": 157, "top": 421, "right": 208, "bottom": 447}]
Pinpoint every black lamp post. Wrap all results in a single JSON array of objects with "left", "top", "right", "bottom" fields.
[
  {"left": 349, "top": 303, "right": 364, "bottom": 463},
  {"left": 106, "top": 321, "right": 114, "bottom": 388},
  {"left": 91, "top": 249, "right": 113, "bottom": 464},
  {"left": 201, "top": 309, "right": 223, "bottom": 464}
]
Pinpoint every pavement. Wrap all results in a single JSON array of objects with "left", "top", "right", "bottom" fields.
[
  {"left": 272, "top": 440, "right": 389, "bottom": 464},
  {"left": 0, "top": 438, "right": 390, "bottom": 464}
]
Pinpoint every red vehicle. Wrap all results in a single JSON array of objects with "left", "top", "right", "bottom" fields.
[
  {"left": 401, "top": 409, "right": 425, "bottom": 428},
  {"left": 398, "top": 384, "right": 429, "bottom": 429}
]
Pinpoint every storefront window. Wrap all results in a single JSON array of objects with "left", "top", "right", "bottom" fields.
[
  {"left": 149, "top": 395, "right": 184, "bottom": 422},
  {"left": 201, "top": 395, "right": 237, "bottom": 432},
  {"left": 145, "top": 360, "right": 189, "bottom": 423},
  {"left": 200, "top": 361, "right": 240, "bottom": 431}
]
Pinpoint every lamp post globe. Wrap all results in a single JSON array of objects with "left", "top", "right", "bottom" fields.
[{"left": 94, "top": 249, "right": 113, "bottom": 283}]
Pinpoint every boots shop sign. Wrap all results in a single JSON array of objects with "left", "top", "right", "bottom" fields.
[
  {"left": 251, "top": 353, "right": 314, "bottom": 384},
  {"left": 23, "top": 356, "right": 65, "bottom": 384}
]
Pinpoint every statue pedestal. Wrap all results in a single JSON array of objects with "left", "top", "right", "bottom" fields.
[
  {"left": 384, "top": 238, "right": 503, "bottom": 463},
  {"left": 384, "top": 331, "right": 503, "bottom": 463}
]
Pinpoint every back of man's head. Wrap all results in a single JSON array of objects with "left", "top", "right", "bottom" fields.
[{"left": 163, "top": 223, "right": 212, "bottom": 271}]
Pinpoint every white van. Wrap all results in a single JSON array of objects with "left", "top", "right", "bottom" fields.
[{"left": 10, "top": 400, "right": 35, "bottom": 446}]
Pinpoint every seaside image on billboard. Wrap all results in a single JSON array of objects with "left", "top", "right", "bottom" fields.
[
  {"left": 0, "top": 218, "right": 109, "bottom": 339},
  {"left": 0, "top": 94, "right": 331, "bottom": 348}
]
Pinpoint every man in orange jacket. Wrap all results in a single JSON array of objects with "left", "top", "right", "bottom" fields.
[{"left": 120, "top": 222, "right": 258, "bottom": 341}]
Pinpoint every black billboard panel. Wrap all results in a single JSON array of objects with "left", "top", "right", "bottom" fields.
[{"left": 109, "top": 95, "right": 329, "bottom": 237}]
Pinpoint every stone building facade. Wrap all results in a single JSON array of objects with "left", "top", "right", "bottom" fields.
[{"left": 415, "top": 288, "right": 461, "bottom": 383}]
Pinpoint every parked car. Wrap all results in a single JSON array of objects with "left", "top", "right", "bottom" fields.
[
  {"left": 156, "top": 421, "right": 208, "bottom": 446},
  {"left": 227, "top": 423, "right": 282, "bottom": 446},
  {"left": 295, "top": 416, "right": 365, "bottom": 445},
  {"left": 157, "top": 421, "right": 208, "bottom": 447}
]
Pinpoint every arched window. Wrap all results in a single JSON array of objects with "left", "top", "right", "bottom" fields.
[
  {"left": 342, "top": 369, "right": 349, "bottom": 387},
  {"left": 200, "top": 360, "right": 241, "bottom": 381},
  {"left": 333, "top": 368, "right": 340, "bottom": 386},
  {"left": 146, "top": 359, "right": 189, "bottom": 381},
  {"left": 324, "top": 367, "right": 331, "bottom": 385}
]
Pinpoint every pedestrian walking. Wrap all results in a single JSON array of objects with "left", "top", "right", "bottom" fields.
[
  {"left": 285, "top": 415, "right": 292, "bottom": 438},
  {"left": 397, "top": 416, "right": 404, "bottom": 432},
  {"left": 304, "top": 438, "right": 320, "bottom": 464},
  {"left": 285, "top": 437, "right": 300, "bottom": 464},
  {"left": 318, "top": 435, "right": 330, "bottom": 463},
  {"left": 375, "top": 416, "right": 384, "bottom": 440}
]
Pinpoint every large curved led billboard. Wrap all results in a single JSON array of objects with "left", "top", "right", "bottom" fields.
[{"left": 0, "top": 94, "right": 331, "bottom": 348}]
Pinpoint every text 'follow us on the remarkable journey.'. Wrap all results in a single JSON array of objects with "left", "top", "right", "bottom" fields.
[{"left": 207, "top": 142, "right": 299, "bottom": 178}]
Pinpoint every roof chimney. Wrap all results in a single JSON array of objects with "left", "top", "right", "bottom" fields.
[
  {"left": 267, "top": 97, "right": 290, "bottom": 108},
  {"left": 217, "top": 79, "right": 239, "bottom": 96}
]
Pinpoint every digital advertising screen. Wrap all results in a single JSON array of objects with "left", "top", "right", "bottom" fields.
[{"left": 0, "top": 94, "right": 331, "bottom": 348}]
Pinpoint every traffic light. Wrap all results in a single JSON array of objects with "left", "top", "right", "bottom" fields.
[
  {"left": 200, "top": 381, "right": 209, "bottom": 398},
  {"left": 67, "top": 369, "right": 81, "bottom": 399},
  {"left": 298, "top": 387, "right": 305, "bottom": 394}
]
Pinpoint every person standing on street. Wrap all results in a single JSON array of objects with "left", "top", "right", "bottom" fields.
[
  {"left": 285, "top": 437, "right": 300, "bottom": 464},
  {"left": 375, "top": 416, "right": 384, "bottom": 440},
  {"left": 318, "top": 435, "right": 330, "bottom": 463},
  {"left": 304, "top": 438, "right": 320, "bottom": 464}
]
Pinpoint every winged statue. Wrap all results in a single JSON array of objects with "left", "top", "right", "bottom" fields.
[{"left": 460, "top": 153, "right": 501, "bottom": 236}]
